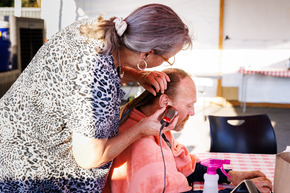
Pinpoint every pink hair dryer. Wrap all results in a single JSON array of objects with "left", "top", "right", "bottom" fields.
[{"left": 200, "top": 158, "right": 231, "bottom": 193}]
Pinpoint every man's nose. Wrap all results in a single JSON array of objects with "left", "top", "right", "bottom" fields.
[{"left": 188, "top": 108, "right": 195, "bottom": 116}]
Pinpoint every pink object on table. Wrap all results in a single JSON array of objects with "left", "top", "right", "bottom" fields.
[{"left": 193, "top": 152, "right": 276, "bottom": 190}]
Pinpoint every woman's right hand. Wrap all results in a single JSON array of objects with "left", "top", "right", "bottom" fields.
[
  {"left": 72, "top": 108, "right": 178, "bottom": 170},
  {"left": 137, "top": 107, "right": 179, "bottom": 137}
]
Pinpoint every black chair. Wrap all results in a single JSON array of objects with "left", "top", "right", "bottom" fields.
[{"left": 208, "top": 114, "right": 277, "bottom": 154}]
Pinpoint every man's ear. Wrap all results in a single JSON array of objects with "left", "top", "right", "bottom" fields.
[{"left": 159, "top": 94, "right": 169, "bottom": 108}]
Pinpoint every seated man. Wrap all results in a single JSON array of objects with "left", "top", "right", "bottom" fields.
[{"left": 104, "top": 68, "right": 272, "bottom": 193}]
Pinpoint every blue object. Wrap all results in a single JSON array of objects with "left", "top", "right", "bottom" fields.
[{"left": 0, "top": 21, "right": 12, "bottom": 72}]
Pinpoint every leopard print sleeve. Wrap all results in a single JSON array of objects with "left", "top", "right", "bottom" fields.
[
  {"left": 0, "top": 17, "right": 125, "bottom": 192},
  {"left": 65, "top": 53, "right": 124, "bottom": 139},
  {"left": 56, "top": 18, "right": 125, "bottom": 139}
]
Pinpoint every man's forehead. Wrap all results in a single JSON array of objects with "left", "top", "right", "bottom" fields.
[
  {"left": 178, "top": 77, "right": 196, "bottom": 91},
  {"left": 175, "top": 77, "right": 196, "bottom": 99}
]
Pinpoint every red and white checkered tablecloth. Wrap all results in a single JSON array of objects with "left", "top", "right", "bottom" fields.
[
  {"left": 238, "top": 67, "right": 290, "bottom": 77},
  {"left": 193, "top": 152, "right": 276, "bottom": 191}
]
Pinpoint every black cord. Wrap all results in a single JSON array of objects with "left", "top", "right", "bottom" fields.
[{"left": 159, "top": 124, "right": 166, "bottom": 193}]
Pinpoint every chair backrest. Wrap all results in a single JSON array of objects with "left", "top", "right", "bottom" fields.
[{"left": 208, "top": 114, "right": 277, "bottom": 154}]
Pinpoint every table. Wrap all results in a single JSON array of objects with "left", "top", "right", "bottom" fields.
[
  {"left": 238, "top": 67, "right": 290, "bottom": 112},
  {"left": 193, "top": 152, "right": 276, "bottom": 191}
]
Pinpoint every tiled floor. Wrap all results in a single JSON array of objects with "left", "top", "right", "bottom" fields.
[{"left": 173, "top": 97, "right": 290, "bottom": 154}]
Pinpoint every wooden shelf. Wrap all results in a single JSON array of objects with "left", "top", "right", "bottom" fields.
[
  {"left": 0, "top": 70, "right": 20, "bottom": 97},
  {"left": 0, "top": 69, "right": 20, "bottom": 81}
]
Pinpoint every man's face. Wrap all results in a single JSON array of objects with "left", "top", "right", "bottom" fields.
[{"left": 170, "top": 77, "right": 197, "bottom": 132}]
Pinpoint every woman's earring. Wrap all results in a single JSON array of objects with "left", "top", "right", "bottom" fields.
[{"left": 137, "top": 59, "right": 147, "bottom": 71}]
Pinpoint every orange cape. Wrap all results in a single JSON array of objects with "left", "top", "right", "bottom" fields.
[{"left": 104, "top": 108, "right": 199, "bottom": 193}]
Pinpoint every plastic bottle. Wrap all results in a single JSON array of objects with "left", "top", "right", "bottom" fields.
[
  {"left": 0, "top": 21, "right": 12, "bottom": 72},
  {"left": 200, "top": 158, "right": 231, "bottom": 193}
]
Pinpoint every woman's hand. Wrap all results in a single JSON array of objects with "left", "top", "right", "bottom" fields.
[
  {"left": 228, "top": 170, "right": 272, "bottom": 192},
  {"left": 72, "top": 107, "right": 178, "bottom": 169},
  {"left": 121, "top": 66, "right": 170, "bottom": 96},
  {"left": 138, "top": 71, "right": 170, "bottom": 96},
  {"left": 136, "top": 107, "right": 178, "bottom": 137}
]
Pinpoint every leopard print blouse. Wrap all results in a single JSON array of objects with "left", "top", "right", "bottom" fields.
[{"left": 0, "top": 17, "right": 125, "bottom": 192}]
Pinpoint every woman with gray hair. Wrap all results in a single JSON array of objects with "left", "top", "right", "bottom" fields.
[{"left": 0, "top": 3, "right": 192, "bottom": 192}]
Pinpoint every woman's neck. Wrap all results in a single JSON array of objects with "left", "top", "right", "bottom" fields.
[{"left": 115, "top": 47, "right": 140, "bottom": 70}]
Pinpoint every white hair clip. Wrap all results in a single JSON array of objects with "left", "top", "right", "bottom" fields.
[{"left": 113, "top": 17, "right": 127, "bottom": 37}]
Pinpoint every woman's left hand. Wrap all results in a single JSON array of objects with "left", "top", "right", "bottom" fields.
[
  {"left": 138, "top": 71, "right": 170, "bottom": 96},
  {"left": 121, "top": 66, "right": 170, "bottom": 96}
]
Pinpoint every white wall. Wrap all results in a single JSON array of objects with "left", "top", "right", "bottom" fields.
[
  {"left": 41, "top": 0, "right": 220, "bottom": 48},
  {"left": 40, "top": 0, "right": 290, "bottom": 103},
  {"left": 221, "top": 0, "right": 290, "bottom": 103}
]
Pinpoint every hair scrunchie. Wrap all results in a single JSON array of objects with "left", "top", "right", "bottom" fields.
[{"left": 113, "top": 17, "right": 127, "bottom": 37}]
